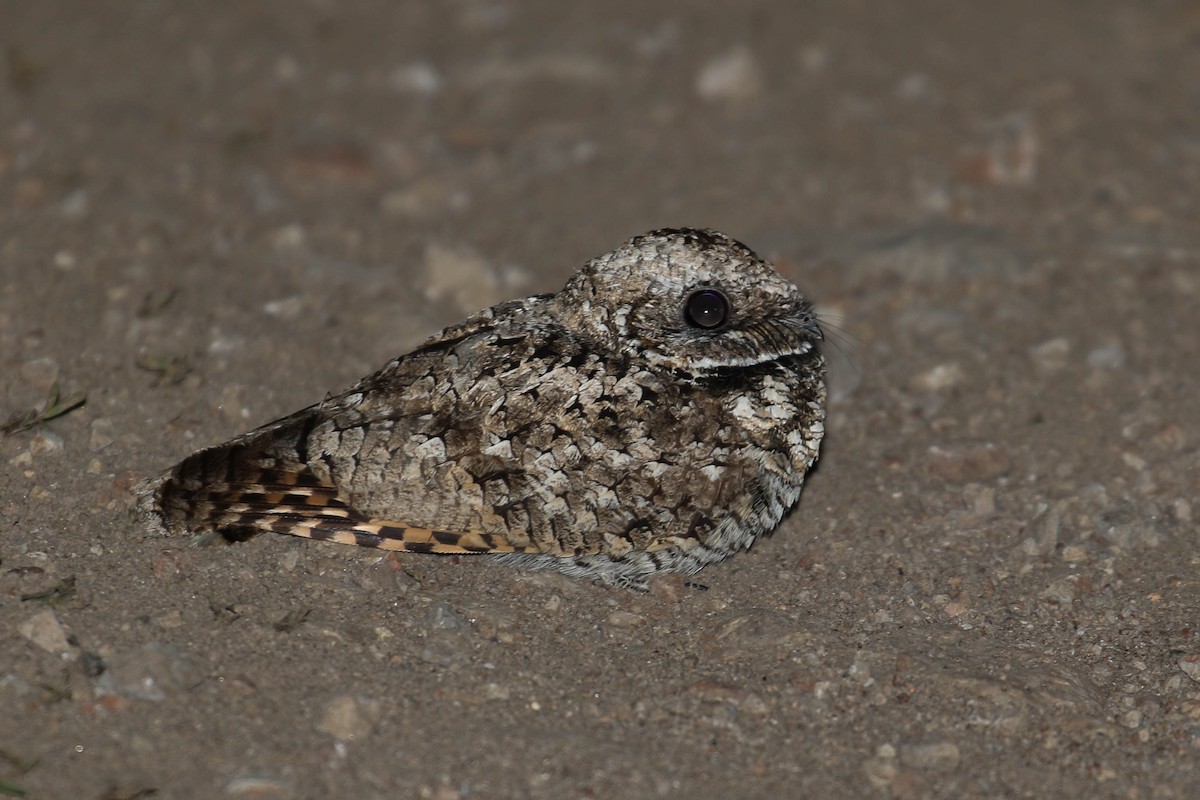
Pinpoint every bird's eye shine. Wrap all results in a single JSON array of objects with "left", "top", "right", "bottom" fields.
[{"left": 684, "top": 289, "right": 730, "bottom": 329}]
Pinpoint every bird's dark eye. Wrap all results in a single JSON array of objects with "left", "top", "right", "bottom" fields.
[{"left": 684, "top": 289, "right": 730, "bottom": 329}]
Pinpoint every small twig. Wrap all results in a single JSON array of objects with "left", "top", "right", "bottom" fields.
[
  {"left": 273, "top": 607, "right": 312, "bottom": 633},
  {"left": 0, "top": 749, "right": 38, "bottom": 774},
  {"left": 0, "top": 778, "right": 27, "bottom": 797},
  {"left": 135, "top": 354, "right": 192, "bottom": 387},
  {"left": 0, "top": 748, "right": 39, "bottom": 797},
  {"left": 135, "top": 287, "right": 177, "bottom": 318},
  {"left": 37, "top": 669, "right": 72, "bottom": 704},
  {"left": 19, "top": 576, "right": 76, "bottom": 605},
  {"left": 98, "top": 787, "right": 158, "bottom": 800},
  {"left": 1, "top": 383, "right": 86, "bottom": 435},
  {"left": 207, "top": 597, "right": 242, "bottom": 624}
]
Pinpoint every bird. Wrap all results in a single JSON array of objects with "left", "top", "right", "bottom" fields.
[{"left": 138, "top": 228, "right": 826, "bottom": 589}]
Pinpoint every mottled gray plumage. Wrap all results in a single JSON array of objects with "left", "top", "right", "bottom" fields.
[{"left": 139, "top": 228, "right": 826, "bottom": 589}]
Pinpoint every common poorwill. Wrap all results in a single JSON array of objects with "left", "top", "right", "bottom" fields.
[{"left": 139, "top": 228, "right": 826, "bottom": 589}]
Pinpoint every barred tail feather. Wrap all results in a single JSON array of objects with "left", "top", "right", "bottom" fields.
[{"left": 138, "top": 443, "right": 534, "bottom": 555}]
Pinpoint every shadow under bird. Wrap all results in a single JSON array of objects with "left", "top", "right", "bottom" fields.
[{"left": 138, "top": 228, "right": 826, "bottom": 589}]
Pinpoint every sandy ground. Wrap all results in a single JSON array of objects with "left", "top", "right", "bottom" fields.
[{"left": 3, "top": 2, "right": 1200, "bottom": 798}]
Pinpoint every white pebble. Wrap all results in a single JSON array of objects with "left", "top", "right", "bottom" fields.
[{"left": 696, "top": 46, "right": 763, "bottom": 101}]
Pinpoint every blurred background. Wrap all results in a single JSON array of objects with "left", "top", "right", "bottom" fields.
[{"left": 3, "top": 2, "right": 1200, "bottom": 798}]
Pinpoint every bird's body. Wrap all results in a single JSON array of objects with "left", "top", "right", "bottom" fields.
[{"left": 139, "top": 228, "right": 826, "bottom": 588}]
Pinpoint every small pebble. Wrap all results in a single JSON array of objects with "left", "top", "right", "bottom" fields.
[
  {"left": 900, "top": 741, "right": 960, "bottom": 771},
  {"left": 18, "top": 609, "right": 72, "bottom": 654},
  {"left": 1029, "top": 337, "right": 1071, "bottom": 373},
  {"left": 427, "top": 601, "right": 467, "bottom": 631},
  {"left": 909, "top": 363, "right": 964, "bottom": 393},
  {"left": 799, "top": 44, "right": 829, "bottom": 73},
  {"left": 962, "top": 483, "right": 995, "bottom": 517},
  {"left": 60, "top": 189, "right": 89, "bottom": 219},
  {"left": 695, "top": 45, "right": 762, "bottom": 101},
  {"left": 152, "top": 549, "right": 192, "bottom": 581},
  {"left": 700, "top": 609, "right": 811, "bottom": 661},
  {"left": 154, "top": 610, "right": 184, "bottom": 629},
  {"left": 380, "top": 179, "right": 469, "bottom": 219},
  {"left": 605, "top": 610, "right": 646, "bottom": 628},
  {"left": 318, "top": 695, "right": 381, "bottom": 742},
  {"left": 30, "top": 430, "right": 65, "bottom": 457},
  {"left": 90, "top": 418, "right": 116, "bottom": 451},
  {"left": 96, "top": 642, "right": 198, "bottom": 701},
  {"left": 419, "top": 633, "right": 470, "bottom": 667},
  {"left": 270, "top": 223, "right": 306, "bottom": 251},
  {"left": 1032, "top": 503, "right": 1062, "bottom": 554},
  {"left": 225, "top": 776, "right": 291, "bottom": 797},
  {"left": 263, "top": 296, "right": 304, "bottom": 320},
  {"left": 390, "top": 62, "right": 442, "bottom": 95},
  {"left": 647, "top": 572, "right": 688, "bottom": 602},
  {"left": 895, "top": 72, "right": 933, "bottom": 101},
  {"left": 956, "top": 111, "right": 1038, "bottom": 186},
  {"left": 483, "top": 683, "right": 511, "bottom": 700},
  {"left": 1087, "top": 342, "right": 1126, "bottom": 369},
  {"left": 925, "top": 442, "right": 1011, "bottom": 483},
  {"left": 1061, "top": 544, "right": 1088, "bottom": 562},
  {"left": 274, "top": 55, "right": 300, "bottom": 82},
  {"left": 863, "top": 750, "right": 898, "bottom": 789},
  {"left": 1097, "top": 503, "right": 1163, "bottom": 550},
  {"left": 1042, "top": 577, "right": 1077, "bottom": 605}
]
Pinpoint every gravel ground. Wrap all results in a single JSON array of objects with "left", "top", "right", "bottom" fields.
[{"left": 2, "top": 2, "right": 1199, "bottom": 798}]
